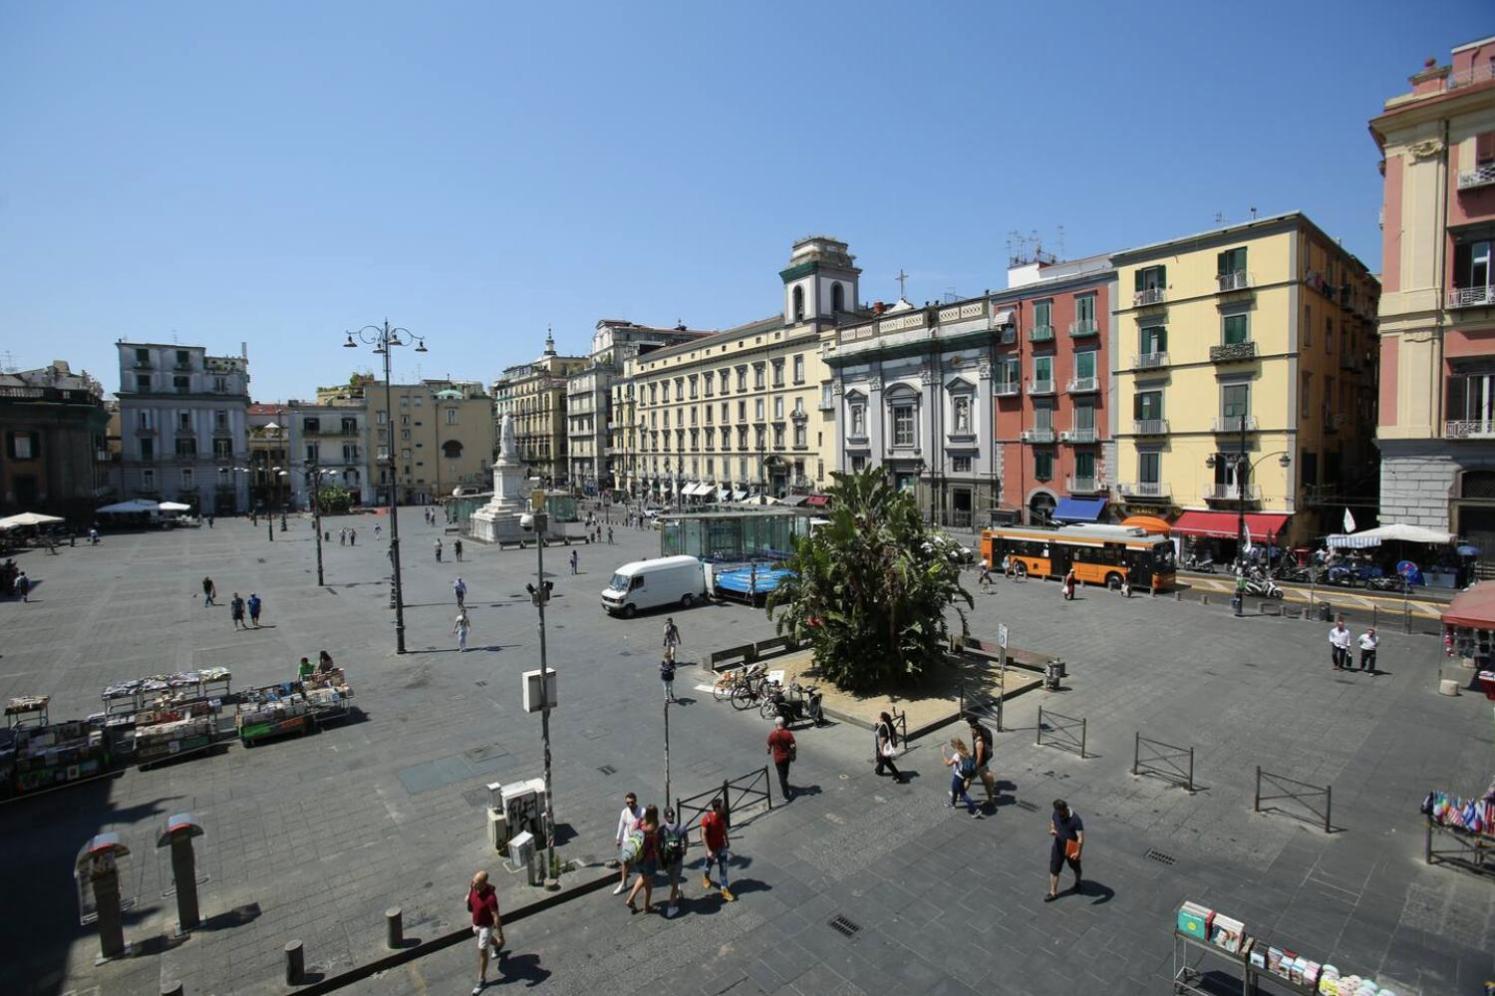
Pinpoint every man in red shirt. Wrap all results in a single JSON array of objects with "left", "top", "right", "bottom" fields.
[
  {"left": 767, "top": 716, "right": 797, "bottom": 801},
  {"left": 466, "top": 869, "right": 504, "bottom": 993},
  {"left": 698, "top": 797, "right": 735, "bottom": 902}
]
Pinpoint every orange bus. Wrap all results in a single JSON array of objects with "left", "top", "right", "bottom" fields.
[{"left": 980, "top": 524, "right": 1176, "bottom": 591}]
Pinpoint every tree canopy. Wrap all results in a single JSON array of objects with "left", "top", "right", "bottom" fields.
[{"left": 766, "top": 467, "right": 973, "bottom": 693}]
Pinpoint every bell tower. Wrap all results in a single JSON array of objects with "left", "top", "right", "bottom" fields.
[{"left": 779, "top": 236, "right": 860, "bottom": 328}]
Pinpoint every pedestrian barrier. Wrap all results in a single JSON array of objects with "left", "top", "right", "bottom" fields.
[
  {"left": 1035, "top": 706, "right": 1087, "bottom": 758},
  {"left": 751, "top": 635, "right": 802, "bottom": 660},
  {"left": 675, "top": 765, "right": 773, "bottom": 833},
  {"left": 1253, "top": 766, "right": 1332, "bottom": 833},
  {"left": 708, "top": 644, "right": 757, "bottom": 672},
  {"left": 1131, "top": 733, "right": 1195, "bottom": 792},
  {"left": 1423, "top": 819, "right": 1493, "bottom": 876}
]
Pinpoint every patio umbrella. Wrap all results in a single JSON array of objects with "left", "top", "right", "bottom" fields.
[
  {"left": 0, "top": 512, "right": 66, "bottom": 529},
  {"left": 97, "top": 499, "right": 160, "bottom": 513},
  {"left": 1458, "top": 544, "right": 1481, "bottom": 557},
  {"left": 158, "top": 501, "right": 193, "bottom": 512}
]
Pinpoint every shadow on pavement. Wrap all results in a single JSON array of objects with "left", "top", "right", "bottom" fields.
[{"left": 496, "top": 950, "right": 550, "bottom": 987}]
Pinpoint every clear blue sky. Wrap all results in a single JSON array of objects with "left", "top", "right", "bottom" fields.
[{"left": 1, "top": 1, "right": 1489, "bottom": 401}]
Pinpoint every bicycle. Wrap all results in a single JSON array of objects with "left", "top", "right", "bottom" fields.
[
  {"left": 730, "top": 667, "right": 773, "bottom": 711},
  {"left": 712, "top": 662, "right": 765, "bottom": 704}
]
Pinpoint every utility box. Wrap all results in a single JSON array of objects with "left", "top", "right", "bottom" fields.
[
  {"left": 485, "top": 809, "right": 507, "bottom": 851},
  {"left": 522, "top": 668, "right": 557, "bottom": 713}
]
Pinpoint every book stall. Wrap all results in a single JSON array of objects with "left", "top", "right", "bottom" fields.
[
  {"left": 6, "top": 695, "right": 50, "bottom": 729},
  {"left": 0, "top": 713, "right": 112, "bottom": 800},
  {"left": 1420, "top": 781, "right": 1494, "bottom": 876},
  {"left": 99, "top": 667, "right": 232, "bottom": 718},
  {"left": 300, "top": 667, "right": 355, "bottom": 726},
  {"left": 132, "top": 702, "right": 232, "bottom": 768},
  {"left": 1175, "top": 902, "right": 1399, "bottom": 995}
]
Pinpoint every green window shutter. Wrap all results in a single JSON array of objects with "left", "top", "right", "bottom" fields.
[
  {"left": 1134, "top": 269, "right": 1144, "bottom": 292},
  {"left": 1217, "top": 251, "right": 1228, "bottom": 276}
]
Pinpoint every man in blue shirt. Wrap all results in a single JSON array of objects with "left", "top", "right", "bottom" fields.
[
  {"left": 1045, "top": 798, "right": 1084, "bottom": 901},
  {"left": 247, "top": 593, "right": 263, "bottom": 628}
]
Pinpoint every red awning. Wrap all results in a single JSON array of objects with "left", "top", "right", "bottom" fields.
[
  {"left": 804, "top": 495, "right": 830, "bottom": 507},
  {"left": 1172, "top": 510, "right": 1291, "bottom": 542},
  {"left": 1443, "top": 582, "right": 1495, "bottom": 629}
]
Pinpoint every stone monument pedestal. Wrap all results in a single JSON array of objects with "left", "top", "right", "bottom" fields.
[{"left": 468, "top": 412, "right": 529, "bottom": 543}]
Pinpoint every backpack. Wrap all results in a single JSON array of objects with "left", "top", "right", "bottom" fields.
[
  {"left": 660, "top": 824, "right": 687, "bottom": 864},
  {"left": 619, "top": 828, "right": 645, "bottom": 865},
  {"left": 958, "top": 754, "right": 976, "bottom": 779}
]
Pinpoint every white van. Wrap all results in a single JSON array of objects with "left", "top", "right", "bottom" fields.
[{"left": 602, "top": 555, "right": 707, "bottom": 618}]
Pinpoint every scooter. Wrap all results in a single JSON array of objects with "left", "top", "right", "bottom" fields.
[
  {"left": 1182, "top": 553, "right": 1215, "bottom": 573},
  {"left": 1242, "top": 577, "right": 1285, "bottom": 599}
]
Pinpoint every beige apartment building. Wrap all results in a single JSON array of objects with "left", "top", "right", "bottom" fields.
[
  {"left": 612, "top": 236, "right": 861, "bottom": 499},
  {"left": 493, "top": 333, "right": 587, "bottom": 485},
  {"left": 364, "top": 379, "right": 496, "bottom": 505}
]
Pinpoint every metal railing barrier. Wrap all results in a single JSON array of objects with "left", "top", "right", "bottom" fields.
[
  {"left": 1035, "top": 706, "right": 1087, "bottom": 758},
  {"left": 1132, "top": 733, "right": 1195, "bottom": 791},
  {"left": 1253, "top": 766, "right": 1332, "bottom": 833}
]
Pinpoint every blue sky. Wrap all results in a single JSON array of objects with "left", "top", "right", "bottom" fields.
[{"left": 1, "top": 1, "right": 1489, "bottom": 401}]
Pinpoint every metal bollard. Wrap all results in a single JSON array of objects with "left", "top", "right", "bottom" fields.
[
  {"left": 162, "top": 983, "right": 184, "bottom": 996},
  {"left": 285, "top": 940, "right": 304, "bottom": 985},
  {"left": 385, "top": 907, "right": 403, "bottom": 949}
]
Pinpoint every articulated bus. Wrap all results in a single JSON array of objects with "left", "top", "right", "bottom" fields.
[{"left": 980, "top": 524, "right": 1177, "bottom": 592}]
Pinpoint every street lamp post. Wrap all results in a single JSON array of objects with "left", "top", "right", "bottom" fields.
[
  {"left": 1207, "top": 416, "right": 1291, "bottom": 614},
  {"left": 524, "top": 505, "right": 557, "bottom": 880},
  {"left": 309, "top": 463, "right": 335, "bottom": 587},
  {"left": 345, "top": 321, "right": 428, "bottom": 655}
]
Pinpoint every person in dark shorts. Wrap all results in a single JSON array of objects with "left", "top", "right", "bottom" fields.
[{"left": 1046, "top": 799, "right": 1084, "bottom": 901}]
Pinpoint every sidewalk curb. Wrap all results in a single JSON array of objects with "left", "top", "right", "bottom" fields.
[{"left": 291, "top": 868, "right": 616, "bottom": 994}]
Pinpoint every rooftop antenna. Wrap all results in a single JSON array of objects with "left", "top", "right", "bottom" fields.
[
  {"left": 1249, "top": 206, "right": 1259, "bottom": 220},
  {"left": 0, "top": 350, "right": 15, "bottom": 373},
  {"left": 1214, "top": 211, "right": 1226, "bottom": 225},
  {"left": 944, "top": 287, "right": 959, "bottom": 304},
  {"left": 895, "top": 268, "right": 909, "bottom": 299},
  {"left": 1055, "top": 224, "right": 1066, "bottom": 261}
]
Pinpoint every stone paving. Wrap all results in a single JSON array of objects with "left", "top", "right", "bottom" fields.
[{"left": 0, "top": 513, "right": 1491, "bottom": 995}]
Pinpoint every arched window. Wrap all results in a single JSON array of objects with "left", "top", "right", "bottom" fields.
[
  {"left": 442, "top": 440, "right": 464, "bottom": 459},
  {"left": 831, "top": 282, "right": 844, "bottom": 313},
  {"left": 792, "top": 285, "right": 805, "bottom": 322}
]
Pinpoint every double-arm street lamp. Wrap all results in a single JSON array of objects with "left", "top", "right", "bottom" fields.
[
  {"left": 308, "top": 463, "right": 337, "bottom": 587},
  {"left": 345, "top": 322, "right": 428, "bottom": 654},
  {"left": 1206, "top": 413, "right": 1291, "bottom": 572}
]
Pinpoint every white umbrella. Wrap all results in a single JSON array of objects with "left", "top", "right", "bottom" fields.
[
  {"left": 97, "top": 499, "right": 160, "bottom": 514},
  {"left": 158, "top": 501, "right": 193, "bottom": 512},
  {"left": 0, "top": 512, "right": 66, "bottom": 529}
]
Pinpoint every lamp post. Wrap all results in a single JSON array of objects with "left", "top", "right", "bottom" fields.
[
  {"left": 309, "top": 464, "right": 335, "bottom": 587},
  {"left": 267, "top": 467, "right": 286, "bottom": 542},
  {"left": 1207, "top": 416, "right": 1291, "bottom": 612},
  {"left": 523, "top": 501, "right": 557, "bottom": 881},
  {"left": 345, "top": 322, "right": 428, "bottom": 655}
]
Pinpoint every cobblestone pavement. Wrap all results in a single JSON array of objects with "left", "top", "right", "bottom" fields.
[{"left": 1, "top": 513, "right": 1491, "bottom": 995}]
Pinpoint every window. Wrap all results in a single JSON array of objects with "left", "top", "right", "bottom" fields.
[
  {"left": 773, "top": 426, "right": 784, "bottom": 447},
  {"left": 442, "top": 440, "right": 463, "bottom": 458},
  {"left": 305, "top": 443, "right": 319, "bottom": 462},
  {"left": 690, "top": 407, "right": 698, "bottom": 426},
  {"left": 1140, "top": 325, "right": 1166, "bottom": 356},
  {"left": 1221, "top": 383, "right": 1250, "bottom": 419},
  {"left": 1033, "top": 355, "right": 1053, "bottom": 385},
  {"left": 754, "top": 364, "right": 766, "bottom": 389},
  {"left": 378, "top": 410, "right": 387, "bottom": 425},
  {"left": 675, "top": 377, "right": 685, "bottom": 398},
  {"left": 214, "top": 376, "right": 227, "bottom": 393},
  {"left": 1448, "top": 370, "right": 1495, "bottom": 429},
  {"left": 793, "top": 355, "right": 805, "bottom": 383},
  {"left": 850, "top": 403, "right": 866, "bottom": 437},
  {"left": 1073, "top": 401, "right": 1095, "bottom": 431},
  {"left": 892, "top": 405, "right": 915, "bottom": 446},
  {"left": 952, "top": 455, "right": 972, "bottom": 473},
  {"left": 400, "top": 413, "right": 410, "bottom": 426},
  {"left": 1217, "top": 247, "right": 1247, "bottom": 279},
  {"left": 832, "top": 283, "right": 845, "bottom": 313},
  {"left": 213, "top": 438, "right": 232, "bottom": 458},
  {"left": 1034, "top": 450, "right": 1053, "bottom": 481},
  {"left": 1000, "top": 357, "right": 1020, "bottom": 387},
  {"left": 794, "top": 397, "right": 804, "bottom": 416},
  {"left": 140, "top": 438, "right": 154, "bottom": 461},
  {"left": 1033, "top": 401, "right": 1054, "bottom": 431},
  {"left": 446, "top": 409, "right": 458, "bottom": 425},
  {"left": 7, "top": 431, "right": 37, "bottom": 459},
  {"left": 664, "top": 410, "right": 671, "bottom": 429},
  {"left": 773, "top": 396, "right": 784, "bottom": 419},
  {"left": 1136, "top": 265, "right": 1166, "bottom": 292},
  {"left": 181, "top": 468, "right": 194, "bottom": 489},
  {"left": 142, "top": 469, "right": 155, "bottom": 488},
  {"left": 214, "top": 410, "right": 228, "bottom": 430},
  {"left": 952, "top": 395, "right": 971, "bottom": 434},
  {"left": 661, "top": 382, "right": 670, "bottom": 402},
  {"left": 1034, "top": 299, "right": 1052, "bottom": 331},
  {"left": 1134, "top": 390, "right": 1163, "bottom": 422},
  {"left": 794, "top": 424, "right": 806, "bottom": 448},
  {"left": 1325, "top": 316, "right": 1333, "bottom": 353},
  {"left": 1303, "top": 305, "right": 1313, "bottom": 347},
  {"left": 792, "top": 286, "right": 805, "bottom": 321},
  {"left": 721, "top": 402, "right": 730, "bottom": 423},
  {"left": 770, "top": 360, "right": 784, "bottom": 387},
  {"left": 738, "top": 400, "right": 747, "bottom": 421},
  {"left": 820, "top": 383, "right": 833, "bottom": 409},
  {"left": 703, "top": 372, "right": 714, "bottom": 396},
  {"left": 1301, "top": 450, "right": 1318, "bottom": 486},
  {"left": 176, "top": 349, "right": 190, "bottom": 368},
  {"left": 851, "top": 455, "right": 867, "bottom": 473},
  {"left": 1074, "top": 351, "right": 1097, "bottom": 380},
  {"left": 1217, "top": 314, "right": 1247, "bottom": 345},
  {"left": 135, "top": 347, "right": 150, "bottom": 366},
  {"left": 1075, "top": 294, "right": 1096, "bottom": 325},
  {"left": 178, "top": 411, "right": 192, "bottom": 430},
  {"left": 1075, "top": 451, "right": 1096, "bottom": 479},
  {"left": 1301, "top": 373, "right": 1312, "bottom": 418},
  {"left": 737, "top": 367, "right": 747, "bottom": 392},
  {"left": 1139, "top": 451, "right": 1161, "bottom": 484},
  {"left": 173, "top": 376, "right": 190, "bottom": 393},
  {"left": 136, "top": 374, "right": 151, "bottom": 391}
]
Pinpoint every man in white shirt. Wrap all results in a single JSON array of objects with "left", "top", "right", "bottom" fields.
[
  {"left": 1328, "top": 618, "right": 1353, "bottom": 670},
  {"left": 1358, "top": 627, "right": 1378, "bottom": 673},
  {"left": 612, "top": 792, "right": 643, "bottom": 895}
]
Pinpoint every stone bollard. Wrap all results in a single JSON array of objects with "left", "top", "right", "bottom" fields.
[
  {"left": 285, "top": 940, "right": 304, "bottom": 985},
  {"left": 162, "top": 982, "right": 184, "bottom": 996},
  {"left": 1438, "top": 678, "right": 1460, "bottom": 697},
  {"left": 385, "top": 907, "right": 403, "bottom": 949}
]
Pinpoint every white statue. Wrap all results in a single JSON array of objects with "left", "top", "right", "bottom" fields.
[{"left": 500, "top": 412, "right": 517, "bottom": 460}]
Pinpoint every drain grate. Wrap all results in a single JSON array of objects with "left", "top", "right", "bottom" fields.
[
  {"left": 1015, "top": 800, "right": 1039, "bottom": 813},
  {"left": 1145, "top": 848, "right": 1176, "bottom": 866},
  {"left": 598, "top": 765, "right": 617, "bottom": 776},
  {"left": 828, "top": 914, "right": 861, "bottom": 938},
  {"left": 475, "top": 680, "right": 487, "bottom": 687}
]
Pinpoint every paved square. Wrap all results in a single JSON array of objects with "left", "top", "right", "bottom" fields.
[{"left": 1, "top": 514, "right": 1491, "bottom": 995}]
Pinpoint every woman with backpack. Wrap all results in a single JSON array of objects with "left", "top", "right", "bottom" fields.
[
  {"left": 944, "top": 738, "right": 982, "bottom": 818},
  {"left": 624, "top": 805, "right": 661, "bottom": 914},
  {"left": 874, "top": 711, "right": 904, "bottom": 783},
  {"left": 659, "top": 807, "right": 688, "bottom": 918}
]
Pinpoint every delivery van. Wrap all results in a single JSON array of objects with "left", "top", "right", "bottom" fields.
[{"left": 601, "top": 555, "right": 707, "bottom": 618}]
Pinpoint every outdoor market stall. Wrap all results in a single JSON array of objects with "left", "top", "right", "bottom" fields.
[
  {"left": 1325, "top": 523, "right": 1464, "bottom": 589},
  {"left": 1441, "top": 583, "right": 1495, "bottom": 691}
]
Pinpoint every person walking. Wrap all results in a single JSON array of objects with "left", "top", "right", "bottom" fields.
[
  {"left": 978, "top": 561, "right": 993, "bottom": 591},
  {"left": 207, "top": 514, "right": 214, "bottom": 528},
  {"left": 624, "top": 805, "right": 661, "bottom": 914},
  {"left": 968, "top": 714, "right": 997, "bottom": 805},
  {"left": 14, "top": 570, "right": 30, "bottom": 603},
  {"left": 569, "top": 549, "right": 579, "bottom": 576},
  {"left": 247, "top": 592, "right": 263, "bottom": 628},
  {"left": 349, "top": 528, "right": 356, "bottom": 546},
  {"left": 230, "top": 592, "right": 246, "bottom": 630},
  {"left": 374, "top": 523, "right": 382, "bottom": 540},
  {"left": 1045, "top": 799, "right": 1084, "bottom": 901},
  {"left": 660, "top": 648, "right": 678, "bottom": 702},
  {"left": 699, "top": 796, "right": 734, "bottom": 901},
  {"left": 663, "top": 617, "right": 681, "bottom": 655},
  {"left": 612, "top": 793, "right": 643, "bottom": 895},
  {"left": 767, "top": 716, "right": 796, "bottom": 801},
  {"left": 201, "top": 576, "right": 217, "bottom": 607},
  {"left": 1358, "top": 626, "right": 1379, "bottom": 673},
  {"left": 453, "top": 610, "right": 472, "bottom": 652},
  {"left": 874, "top": 711, "right": 904, "bottom": 782},
  {"left": 466, "top": 869, "right": 504, "bottom": 994},
  {"left": 454, "top": 577, "right": 468, "bottom": 609},
  {"left": 1062, "top": 567, "right": 1078, "bottom": 600},
  {"left": 607, "top": 526, "right": 614, "bottom": 545},
  {"left": 660, "top": 807, "right": 688, "bottom": 918},
  {"left": 435, "top": 538, "right": 443, "bottom": 562},
  {"left": 339, "top": 527, "right": 347, "bottom": 546},
  {"left": 454, "top": 539, "right": 464, "bottom": 562},
  {"left": 1329, "top": 617, "right": 1353, "bottom": 670},
  {"left": 944, "top": 738, "right": 981, "bottom": 817}
]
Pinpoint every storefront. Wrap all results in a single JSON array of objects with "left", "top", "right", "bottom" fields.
[{"left": 1171, "top": 510, "right": 1292, "bottom": 563}]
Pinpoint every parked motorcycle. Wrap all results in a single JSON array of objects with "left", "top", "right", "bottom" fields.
[
  {"left": 1327, "top": 563, "right": 1383, "bottom": 588},
  {"left": 1182, "top": 553, "right": 1215, "bottom": 573},
  {"left": 1242, "top": 576, "right": 1285, "bottom": 599}
]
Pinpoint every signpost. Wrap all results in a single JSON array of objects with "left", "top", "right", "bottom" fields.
[{"left": 996, "top": 624, "right": 1009, "bottom": 732}]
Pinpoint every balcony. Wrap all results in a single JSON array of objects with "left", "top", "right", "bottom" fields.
[
  {"left": 1209, "top": 341, "right": 1258, "bottom": 363},
  {"left": 994, "top": 381, "right": 1021, "bottom": 397},
  {"left": 1133, "top": 287, "right": 1166, "bottom": 307},
  {"left": 1212, "top": 415, "right": 1258, "bottom": 433},
  {"left": 1066, "top": 476, "right": 1105, "bottom": 494},
  {"left": 1068, "top": 320, "right": 1099, "bottom": 338},
  {"left": 1020, "top": 427, "right": 1056, "bottom": 443},
  {"left": 1030, "top": 325, "right": 1055, "bottom": 343},
  {"left": 1448, "top": 286, "right": 1495, "bottom": 309},
  {"left": 1446, "top": 420, "right": 1495, "bottom": 439},
  {"left": 1027, "top": 378, "right": 1055, "bottom": 395},
  {"left": 1204, "top": 483, "right": 1261, "bottom": 503},
  {"left": 1119, "top": 481, "right": 1170, "bottom": 499},
  {"left": 1060, "top": 427, "right": 1097, "bottom": 444},
  {"left": 1132, "top": 419, "right": 1169, "bottom": 435},
  {"left": 1133, "top": 351, "right": 1169, "bottom": 370},
  {"left": 1217, "top": 271, "right": 1252, "bottom": 293},
  {"left": 1066, "top": 376, "right": 1099, "bottom": 394},
  {"left": 133, "top": 360, "right": 154, "bottom": 370},
  {"left": 1457, "top": 162, "right": 1495, "bottom": 191}
]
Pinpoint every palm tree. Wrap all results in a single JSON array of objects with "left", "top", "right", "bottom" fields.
[{"left": 767, "top": 467, "right": 972, "bottom": 693}]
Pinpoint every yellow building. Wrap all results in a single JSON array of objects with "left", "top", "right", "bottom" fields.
[
  {"left": 1111, "top": 212, "right": 1378, "bottom": 552},
  {"left": 612, "top": 236, "right": 860, "bottom": 500},
  {"left": 492, "top": 332, "right": 586, "bottom": 485},
  {"left": 365, "top": 380, "right": 496, "bottom": 505}
]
